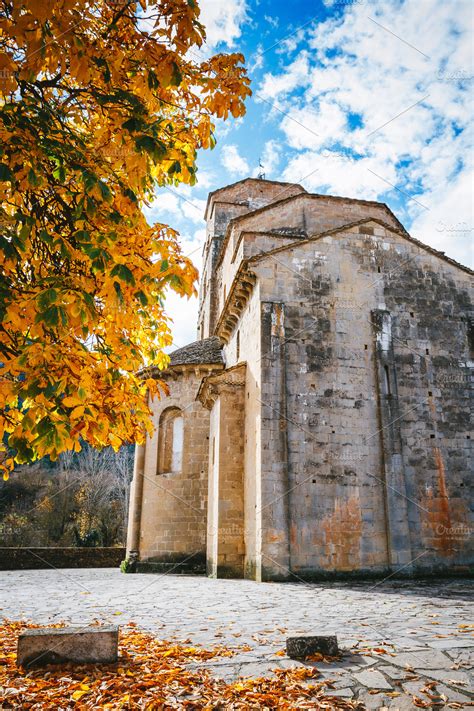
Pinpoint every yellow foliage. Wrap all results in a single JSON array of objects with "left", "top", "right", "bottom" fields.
[{"left": 0, "top": 1, "right": 251, "bottom": 474}]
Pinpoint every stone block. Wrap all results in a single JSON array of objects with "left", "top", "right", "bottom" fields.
[
  {"left": 17, "top": 626, "right": 119, "bottom": 667},
  {"left": 286, "top": 635, "right": 339, "bottom": 659},
  {"left": 353, "top": 669, "right": 393, "bottom": 690}
]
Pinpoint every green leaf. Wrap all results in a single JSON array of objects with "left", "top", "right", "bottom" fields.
[
  {"left": 83, "top": 171, "right": 97, "bottom": 191},
  {"left": 27, "top": 168, "right": 41, "bottom": 187},
  {"left": 42, "top": 305, "right": 59, "bottom": 327},
  {"left": 39, "top": 229, "right": 53, "bottom": 246},
  {"left": 98, "top": 180, "right": 112, "bottom": 203},
  {"left": 114, "top": 281, "right": 123, "bottom": 303},
  {"left": 58, "top": 305, "right": 68, "bottom": 327},
  {"left": 169, "top": 274, "right": 182, "bottom": 289},
  {"left": 19, "top": 223, "right": 31, "bottom": 240},
  {"left": 135, "top": 289, "right": 148, "bottom": 306},
  {"left": 0, "top": 164, "right": 13, "bottom": 182},
  {"left": 109, "top": 210, "right": 122, "bottom": 224},
  {"left": 86, "top": 197, "right": 97, "bottom": 217},
  {"left": 171, "top": 61, "right": 182, "bottom": 87},
  {"left": 53, "top": 164, "right": 66, "bottom": 182},
  {"left": 110, "top": 263, "right": 136, "bottom": 286},
  {"left": 37, "top": 288, "right": 57, "bottom": 311},
  {"left": 8, "top": 435, "right": 34, "bottom": 464},
  {"left": 122, "top": 117, "right": 142, "bottom": 133},
  {"left": 35, "top": 416, "right": 54, "bottom": 437},
  {"left": 0, "top": 235, "right": 20, "bottom": 262},
  {"left": 135, "top": 135, "right": 167, "bottom": 161},
  {"left": 135, "top": 134, "right": 155, "bottom": 154},
  {"left": 167, "top": 160, "right": 181, "bottom": 175},
  {"left": 123, "top": 187, "right": 137, "bottom": 203},
  {"left": 82, "top": 292, "right": 95, "bottom": 311},
  {"left": 148, "top": 70, "right": 159, "bottom": 90}
]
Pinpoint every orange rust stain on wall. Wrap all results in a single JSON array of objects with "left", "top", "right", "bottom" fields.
[
  {"left": 320, "top": 496, "right": 363, "bottom": 571},
  {"left": 423, "top": 447, "right": 467, "bottom": 557}
]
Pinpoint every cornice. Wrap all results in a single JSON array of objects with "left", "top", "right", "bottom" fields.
[{"left": 197, "top": 363, "right": 247, "bottom": 410}]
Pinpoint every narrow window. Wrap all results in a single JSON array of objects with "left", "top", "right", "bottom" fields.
[
  {"left": 236, "top": 330, "right": 240, "bottom": 360},
  {"left": 157, "top": 407, "right": 183, "bottom": 474},
  {"left": 171, "top": 416, "right": 184, "bottom": 473},
  {"left": 383, "top": 365, "right": 391, "bottom": 396}
]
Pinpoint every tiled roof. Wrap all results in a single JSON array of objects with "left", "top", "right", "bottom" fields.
[{"left": 168, "top": 337, "right": 224, "bottom": 366}]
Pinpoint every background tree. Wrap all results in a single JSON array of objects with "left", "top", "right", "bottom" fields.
[
  {"left": 0, "top": 0, "right": 250, "bottom": 476},
  {"left": 0, "top": 444, "right": 134, "bottom": 546}
]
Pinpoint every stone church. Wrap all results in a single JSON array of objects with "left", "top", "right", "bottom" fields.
[{"left": 126, "top": 178, "right": 473, "bottom": 581}]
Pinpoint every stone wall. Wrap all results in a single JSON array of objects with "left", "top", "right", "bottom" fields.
[
  {"left": 131, "top": 366, "right": 218, "bottom": 565},
  {"left": 223, "top": 286, "right": 263, "bottom": 579},
  {"left": 0, "top": 547, "right": 125, "bottom": 570},
  {"left": 249, "top": 220, "right": 472, "bottom": 579},
  {"left": 201, "top": 366, "right": 246, "bottom": 578}
]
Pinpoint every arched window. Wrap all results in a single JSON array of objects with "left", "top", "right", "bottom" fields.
[{"left": 157, "top": 407, "right": 184, "bottom": 475}]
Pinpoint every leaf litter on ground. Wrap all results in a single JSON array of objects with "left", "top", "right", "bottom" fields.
[{"left": 0, "top": 621, "right": 365, "bottom": 709}]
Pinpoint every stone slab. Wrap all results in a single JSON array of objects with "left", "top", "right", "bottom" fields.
[
  {"left": 286, "top": 635, "right": 339, "bottom": 659},
  {"left": 324, "top": 688, "right": 354, "bottom": 697},
  {"left": 377, "top": 664, "right": 413, "bottom": 680},
  {"left": 17, "top": 626, "right": 119, "bottom": 668},
  {"left": 427, "top": 637, "right": 474, "bottom": 649},
  {"left": 417, "top": 667, "right": 471, "bottom": 687},
  {"left": 389, "top": 649, "right": 452, "bottom": 670},
  {"left": 353, "top": 669, "right": 393, "bottom": 690}
]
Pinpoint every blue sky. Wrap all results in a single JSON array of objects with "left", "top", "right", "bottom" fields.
[{"left": 145, "top": 0, "right": 473, "bottom": 349}]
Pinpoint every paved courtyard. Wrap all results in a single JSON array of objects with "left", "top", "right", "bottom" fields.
[{"left": 1, "top": 569, "right": 473, "bottom": 709}]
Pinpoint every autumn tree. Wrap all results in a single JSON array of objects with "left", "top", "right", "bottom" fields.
[{"left": 0, "top": 0, "right": 251, "bottom": 476}]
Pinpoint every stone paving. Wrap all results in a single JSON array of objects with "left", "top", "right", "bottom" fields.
[{"left": 1, "top": 569, "right": 473, "bottom": 709}]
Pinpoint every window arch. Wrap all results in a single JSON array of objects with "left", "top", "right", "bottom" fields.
[{"left": 157, "top": 407, "right": 184, "bottom": 475}]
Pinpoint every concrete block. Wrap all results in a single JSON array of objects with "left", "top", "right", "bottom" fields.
[
  {"left": 286, "top": 635, "right": 339, "bottom": 659},
  {"left": 17, "top": 626, "right": 119, "bottom": 667}
]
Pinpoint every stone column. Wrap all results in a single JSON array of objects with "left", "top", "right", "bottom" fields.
[
  {"left": 259, "top": 302, "right": 291, "bottom": 581},
  {"left": 198, "top": 365, "right": 246, "bottom": 578},
  {"left": 372, "top": 309, "right": 413, "bottom": 571},
  {"left": 126, "top": 442, "right": 146, "bottom": 561}
]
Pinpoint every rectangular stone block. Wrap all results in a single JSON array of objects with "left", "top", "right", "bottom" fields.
[
  {"left": 17, "top": 626, "right": 119, "bottom": 667},
  {"left": 286, "top": 635, "right": 339, "bottom": 659}
]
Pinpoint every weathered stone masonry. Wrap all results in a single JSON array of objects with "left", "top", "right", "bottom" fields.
[{"left": 127, "top": 178, "right": 473, "bottom": 580}]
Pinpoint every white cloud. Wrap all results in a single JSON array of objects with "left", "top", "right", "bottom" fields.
[
  {"left": 221, "top": 144, "right": 250, "bottom": 176},
  {"left": 199, "top": 0, "right": 248, "bottom": 48},
  {"left": 163, "top": 228, "right": 206, "bottom": 350},
  {"left": 410, "top": 170, "right": 473, "bottom": 268},
  {"left": 258, "top": 139, "right": 282, "bottom": 178},
  {"left": 195, "top": 169, "right": 214, "bottom": 189},
  {"left": 258, "top": 51, "right": 310, "bottom": 100},
  {"left": 282, "top": 150, "right": 400, "bottom": 200},
  {"left": 249, "top": 43, "right": 264, "bottom": 73},
  {"left": 146, "top": 185, "right": 207, "bottom": 226},
  {"left": 256, "top": 0, "right": 473, "bottom": 266},
  {"left": 264, "top": 14, "right": 279, "bottom": 29}
]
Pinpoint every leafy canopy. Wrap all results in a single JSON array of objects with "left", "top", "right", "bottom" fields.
[{"left": 0, "top": 0, "right": 251, "bottom": 476}]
